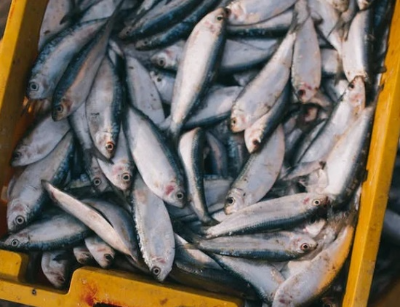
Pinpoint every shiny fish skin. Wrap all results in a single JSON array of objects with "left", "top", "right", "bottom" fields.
[
  {"left": 125, "top": 54, "right": 165, "bottom": 126},
  {"left": 291, "top": 0, "right": 321, "bottom": 103},
  {"left": 7, "top": 132, "right": 74, "bottom": 233},
  {"left": 226, "top": 9, "right": 293, "bottom": 37},
  {"left": 230, "top": 24, "right": 296, "bottom": 132},
  {"left": 73, "top": 245, "right": 94, "bottom": 265},
  {"left": 134, "top": 0, "right": 221, "bottom": 50},
  {"left": 227, "top": 0, "right": 297, "bottom": 26},
  {"left": 206, "top": 132, "right": 229, "bottom": 178},
  {"left": 321, "top": 49, "right": 343, "bottom": 77},
  {"left": 325, "top": 0, "right": 349, "bottom": 12},
  {"left": 11, "top": 114, "right": 70, "bottom": 167},
  {"left": 98, "top": 125, "right": 134, "bottom": 192},
  {"left": 41, "top": 250, "right": 74, "bottom": 289},
  {"left": 150, "top": 69, "right": 175, "bottom": 104},
  {"left": 123, "top": 106, "right": 185, "bottom": 208},
  {"left": 85, "top": 235, "right": 116, "bottom": 268},
  {"left": 244, "top": 88, "right": 289, "bottom": 153},
  {"left": 357, "top": 0, "right": 375, "bottom": 10},
  {"left": 52, "top": 14, "right": 116, "bottom": 121},
  {"left": 86, "top": 56, "right": 123, "bottom": 160},
  {"left": 212, "top": 255, "right": 285, "bottom": 303},
  {"left": 179, "top": 128, "right": 216, "bottom": 225},
  {"left": 132, "top": 175, "right": 175, "bottom": 281},
  {"left": 342, "top": 9, "right": 373, "bottom": 83},
  {"left": 1, "top": 211, "right": 90, "bottom": 251},
  {"left": 208, "top": 193, "right": 329, "bottom": 238},
  {"left": 194, "top": 231, "right": 318, "bottom": 260},
  {"left": 28, "top": 19, "right": 106, "bottom": 100},
  {"left": 169, "top": 8, "right": 228, "bottom": 142},
  {"left": 225, "top": 126, "right": 285, "bottom": 214},
  {"left": 272, "top": 212, "right": 356, "bottom": 307}
]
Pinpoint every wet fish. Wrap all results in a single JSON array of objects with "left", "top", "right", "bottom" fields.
[
  {"left": 85, "top": 235, "right": 116, "bottom": 268},
  {"left": 41, "top": 250, "right": 74, "bottom": 289}
]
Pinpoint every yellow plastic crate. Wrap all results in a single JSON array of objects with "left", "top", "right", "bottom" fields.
[{"left": 1, "top": 0, "right": 400, "bottom": 306}]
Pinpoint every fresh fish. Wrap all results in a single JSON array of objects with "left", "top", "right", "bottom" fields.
[
  {"left": 1, "top": 211, "right": 90, "bottom": 251},
  {"left": 325, "top": 0, "right": 350, "bottom": 12},
  {"left": 212, "top": 255, "right": 285, "bottom": 303},
  {"left": 291, "top": 0, "right": 321, "bottom": 103},
  {"left": 322, "top": 78, "right": 349, "bottom": 102},
  {"left": 225, "top": 126, "right": 285, "bottom": 214},
  {"left": 119, "top": 0, "right": 199, "bottom": 39},
  {"left": 227, "top": 0, "right": 297, "bottom": 26},
  {"left": 84, "top": 235, "right": 116, "bottom": 268},
  {"left": 244, "top": 88, "right": 289, "bottom": 153},
  {"left": 28, "top": 19, "right": 106, "bottom": 100},
  {"left": 308, "top": 0, "right": 342, "bottom": 55},
  {"left": 38, "top": 0, "right": 74, "bottom": 50},
  {"left": 226, "top": 9, "right": 293, "bottom": 37},
  {"left": 179, "top": 128, "right": 216, "bottom": 225},
  {"left": 7, "top": 133, "right": 74, "bottom": 232},
  {"left": 229, "top": 22, "right": 296, "bottom": 132},
  {"left": 132, "top": 175, "right": 175, "bottom": 281},
  {"left": 227, "top": 132, "right": 249, "bottom": 177},
  {"left": 149, "top": 41, "right": 185, "bottom": 71},
  {"left": 272, "top": 211, "right": 356, "bottom": 307},
  {"left": 206, "top": 193, "right": 330, "bottom": 238},
  {"left": 125, "top": 54, "right": 165, "bottom": 126},
  {"left": 233, "top": 69, "right": 259, "bottom": 86},
  {"left": 10, "top": 114, "right": 70, "bottom": 167},
  {"left": 206, "top": 132, "right": 229, "bottom": 177},
  {"left": 41, "top": 250, "right": 74, "bottom": 289},
  {"left": 98, "top": 125, "right": 134, "bottom": 192},
  {"left": 193, "top": 231, "right": 318, "bottom": 260},
  {"left": 42, "top": 183, "right": 141, "bottom": 266},
  {"left": 169, "top": 8, "right": 229, "bottom": 142},
  {"left": 337, "top": 0, "right": 358, "bottom": 39},
  {"left": 73, "top": 245, "right": 94, "bottom": 265},
  {"left": 86, "top": 56, "right": 123, "bottom": 160},
  {"left": 134, "top": 0, "right": 220, "bottom": 50},
  {"left": 342, "top": 9, "right": 373, "bottom": 83},
  {"left": 123, "top": 106, "right": 185, "bottom": 207},
  {"left": 52, "top": 14, "right": 116, "bottom": 120}
]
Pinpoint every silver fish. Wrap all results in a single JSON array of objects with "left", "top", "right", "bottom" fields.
[
  {"left": 132, "top": 175, "right": 175, "bottom": 281},
  {"left": 169, "top": 8, "right": 229, "bottom": 141},
  {"left": 225, "top": 126, "right": 285, "bottom": 214},
  {"left": 73, "top": 245, "right": 94, "bottom": 265},
  {"left": 41, "top": 250, "right": 74, "bottom": 289},
  {"left": 84, "top": 235, "right": 116, "bottom": 268}
]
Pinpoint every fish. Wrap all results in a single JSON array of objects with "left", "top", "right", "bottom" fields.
[
  {"left": 225, "top": 126, "right": 285, "bottom": 214},
  {"left": 7, "top": 132, "right": 74, "bottom": 232},
  {"left": 41, "top": 250, "right": 75, "bottom": 289},
  {"left": 10, "top": 114, "right": 70, "bottom": 167},
  {"left": 131, "top": 175, "right": 175, "bottom": 281},
  {"left": 168, "top": 8, "right": 229, "bottom": 142},
  {"left": 84, "top": 235, "right": 116, "bottom": 268},
  {"left": 205, "top": 132, "right": 229, "bottom": 177},
  {"left": 86, "top": 56, "right": 123, "bottom": 160},
  {"left": 73, "top": 245, "right": 94, "bottom": 265}
]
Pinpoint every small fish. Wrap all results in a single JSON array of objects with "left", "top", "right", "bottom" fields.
[
  {"left": 84, "top": 235, "right": 116, "bottom": 268},
  {"left": 41, "top": 250, "right": 75, "bottom": 289}
]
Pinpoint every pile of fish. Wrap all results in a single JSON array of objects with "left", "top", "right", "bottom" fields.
[{"left": 0, "top": 0, "right": 395, "bottom": 305}]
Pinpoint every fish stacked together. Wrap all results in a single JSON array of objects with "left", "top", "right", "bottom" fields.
[{"left": 1, "top": 0, "right": 394, "bottom": 305}]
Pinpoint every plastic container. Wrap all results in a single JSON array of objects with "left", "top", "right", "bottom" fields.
[{"left": 1, "top": 0, "right": 400, "bottom": 306}]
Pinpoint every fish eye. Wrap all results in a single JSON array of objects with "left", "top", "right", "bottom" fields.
[
  {"left": 313, "top": 199, "right": 321, "bottom": 206},
  {"left": 105, "top": 142, "right": 114, "bottom": 152},
  {"left": 230, "top": 118, "right": 237, "bottom": 126},
  {"left": 55, "top": 105, "right": 64, "bottom": 114},
  {"left": 348, "top": 81, "right": 355, "bottom": 89},
  {"left": 11, "top": 239, "right": 19, "bottom": 247},
  {"left": 143, "top": 40, "right": 148, "bottom": 45},
  {"left": 226, "top": 197, "right": 235, "bottom": 205},
  {"left": 216, "top": 14, "right": 224, "bottom": 21},
  {"left": 152, "top": 266, "right": 161, "bottom": 276},
  {"left": 300, "top": 243, "right": 310, "bottom": 251},
  {"left": 158, "top": 58, "right": 166, "bottom": 67},
  {"left": 122, "top": 173, "right": 131, "bottom": 182},
  {"left": 15, "top": 215, "right": 25, "bottom": 225},
  {"left": 57, "top": 276, "right": 66, "bottom": 284},
  {"left": 176, "top": 191, "right": 184, "bottom": 200},
  {"left": 12, "top": 151, "right": 22, "bottom": 159},
  {"left": 29, "top": 82, "right": 39, "bottom": 91},
  {"left": 104, "top": 254, "right": 113, "bottom": 261},
  {"left": 157, "top": 77, "right": 162, "bottom": 82},
  {"left": 297, "top": 89, "right": 306, "bottom": 97},
  {"left": 93, "top": 178, "right": 102, "bottom": 186},
  {"left": 322, "top": 303, "right": 332, "bottom": 307}
]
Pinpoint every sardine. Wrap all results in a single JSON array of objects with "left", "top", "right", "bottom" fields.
[
  {"left": 41, "top": 250, "right": 74, "bottom": 289},
  {"left": 84, "top": 235, "right": 116, "bottom": 268}
]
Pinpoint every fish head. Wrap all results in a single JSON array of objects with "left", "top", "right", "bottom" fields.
[
  {"left": 150, "top": 257, "right": 172, "bottom": 282},
  {"left": 295, "top": 83, "right": 319, "bottom": 104},
  {"left": 244, "top": 125, "right": 262, "bottom": 153},
  {"left": 291, "top": 234, "right": 318, "bottom": 254},
  {"left": 75, "top": 251, "right": 93, "bottom": 265},
  {"left": 302, "top": 218, "right": 327, "bottom": 238},
  {"left": 45, "top": 271, "right": 68, "bottom": 289},
  {"left": 114, "top": 163, "right": 134, "bottom": 191},
  {"left": 164, "top": 181, "right": 186, "bottom": 208},
  {"left": 3, "top": 232, "right": 29, "bottom": 250},
  {"left": 227, "top": 2, "right": 246, "bottom": 25},
  {"left": 52, "top": 98, "right": 72, "bottom": 121},
  {"left": 96, "top": 252, "right": 114, "bottom": 268},
  {"left": 357, "top": 0, "right": 373, "bottom": 10},
  {"left": 202, "top": 7, "right": 230, "bottom": 34},
  {"left": 26, "top": 74, "right": 51, "bottom": 100},
  {"left": 224, "top": 189, "right": 245, "bottom": 215},
  {"left": 10, "top": 145, "right": 29, "bottom": 167},
  {"left": 7, "top": 200, "right": 30, "bottom": 232},
  {"left": 94, "top": 132, "right": 115, "bottom": 160},
  {"left": 230, "top": 109, "right": 248, "bottom": 132},
  {"left": 346, "top": 76, "right": 366, "bottom": 115},
  {"left": 150, "top": 51, "right": 176, "bottom": 70}
]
